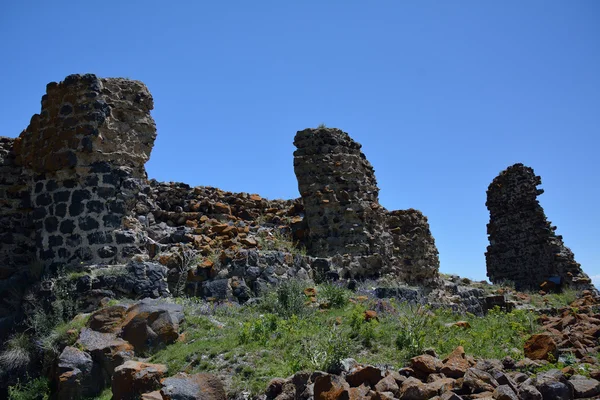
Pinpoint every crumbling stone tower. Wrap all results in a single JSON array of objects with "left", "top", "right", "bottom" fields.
[
  {"left": 293, "top": 128, "right": 388, "bottom": 258},
  {"left": 293, "top": 127, "right": 440, "bottom": 285},
  {"left": 485, "top": 163, "right": 593, "bottom": 291},
  {"left": 0, "top": 74, "right": 156, "bottom": 270}
]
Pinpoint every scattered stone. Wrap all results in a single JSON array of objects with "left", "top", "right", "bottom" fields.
[
  {"left": 112, "top": 360, "right": 168, "bottom": 400},
  {"left": 160, "top": 372, "right": 226, "bottom": 400},
  {"left": 523, "top": 333, "right": 558, "bottom": 361},
  {"left": 121, "top": 299, "right": 184, "bottom": 354}
]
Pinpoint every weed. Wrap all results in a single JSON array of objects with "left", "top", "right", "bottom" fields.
[
  {"left": 394, "top": 305, "right": 431, "bottom": 358},
  {"left": 7, "top": 377, "right": 50, "bottom": 400},
  {"left": 174, "top": 248, "right": 201, "bottom": 297},
  {"left": 0, "top": 333, "right": 33, "bottom": 370},
  {"left": 319, "top": 282, "right": 349, "bottom": 308}
]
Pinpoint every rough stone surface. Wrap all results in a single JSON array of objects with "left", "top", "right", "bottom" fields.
[
  {"left": 485, "top": 163, "right": 594, "bottom": 291},
  {"left": 120, "top": 298, "right": 184, "bottom": 354},
  {"left": 112, "top": 360, "right": 168, "bottom": 400},
  {"left": 293, "top": 127, "right": 439, "bottom": 284},
  {"left": 160, "top": 372, "right": 226, "bottom": 400},
  {"left": 523, "top": 333, "right": 558, "bottom": 362},
  {"left": 0, "top": 74, "right": 156, "bottom": 269},
  {"left": 56, "top": 345, "right": 102, "bottom": 400}
]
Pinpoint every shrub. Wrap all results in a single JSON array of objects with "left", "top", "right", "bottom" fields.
[
  {"left": 395, "top": 305, "right": 431, "bottom": 358},
  {"left": 174, "top": 248, "right": 200, "bottom": 297},
  {"left": 303, "top": 325, "right": 351, "bottom": 373},
  {"left": 319, "top": 283, "right": 349, "bottom": 308},
  {"left": 260, "top": 279, "right": 310, "bottom": 319},
  {"left": 0, "top": 333, "right": 33, "bottom": 370},
  {"left": 8, "top": 377, "right": 50, "bottom": 400},
  {"left": 238, "top": 313, "right": 279, "bottom": 345}
]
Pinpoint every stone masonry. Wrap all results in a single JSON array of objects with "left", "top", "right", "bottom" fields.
[
  {"left": 293, "top": 128, "right": 389, "bottom": 258},
  {"left": 0, "top": 137, "right": 35, "bottom": 276},
  {"left": 0, "top": 74, "right": 156, "bottom": 270},
  {"left": 1, "top": 77, "right": 442, "bottom": 289},
  {"left": 485, "top": 163, "right": 593, "bottom": 291},
  {"left": 293, "top": 127, "right": 440, "bottom": 284}
]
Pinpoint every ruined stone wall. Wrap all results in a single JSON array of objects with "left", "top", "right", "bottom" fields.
[
  {"left": 486, "top": 163, "right": 593, "bottom": 291},
  {"left": 293, "top": 128, "right": 390, "bottom": 258},
  {"left": 387, "top": 209, "right": 439, "bottom": 285},
  {"left": 0, "top": 137, "right": 35, "bottom": 276},
  {"left": 293, "top": 127, "right": 440, "bottom": 285},
  {"left": 4, "top": 74, "right": 156, "bottom": 268}
]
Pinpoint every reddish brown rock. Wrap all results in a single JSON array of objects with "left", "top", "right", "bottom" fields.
[
  {"left": 410, "top": 354, "right": 442, "bottom": 376},
  {"left": 121, "top": 300, "right": 184, "bottom": 354},
  {"left": 374, "top": 374, "right": 400, "bottom": 395},
  {"left": 441, "top": 346, "right": 469, "bottom": 379},
  {"left": 346, "top": 366, "right": 383, "bottom": 388},
  {"left": 314, "top": 374, "right": 350, "bottom": 400},
  {"left": 399, "top": 377, "right": 437, "bottom": 400},
  {"left": 112, "top": 360, "right": 167, "bottom": 400},
  {"left": 364, "top": 310, "right": 378, "bottom": 322},
  {"left": 88, "top": 305, "right": 128, "bottom": 333},
  {"left": 524, "top": 333, "right": 558, "bottom": 361}
]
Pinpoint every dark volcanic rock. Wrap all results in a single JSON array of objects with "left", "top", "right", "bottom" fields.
[{"left": 485, "top": 163, "right": 594, "bottom": 291}]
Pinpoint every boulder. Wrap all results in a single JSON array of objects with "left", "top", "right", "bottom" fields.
[
  {"left": 518, "top": 384, "right": 542, "bottom": 400},
  {"left": 77, "top": 328, "right": 134, "bottom": 381},
  {"left": 265, "top": 377, "right": 287, "bottom": 399},
  {"left": 534, "top": 370, "right": 574, "bottom": 400},
  {"left": 399, "top": 377, "right": 438, "bottom": 399},
  {"left": 88, "top": 304, "right": 128, "bottom": 333},
  {"left": 313, "top": 374, "right": 350, "bottom": 400},
  {"left": 463, "top": 368, "right": 498, "bottom": 394},
  {"left": 492, "top": 384, "right": 518, "bottom": 400},
  {"left": 524, "top": 333, "right": 558, "bottom": 361},
  {"left": 56, "top": 346, "right": 102, "bottom": 400},
  {"left": 410, "top": 354, "right": 443, "bottom": 376},
  {"left": 441, "top": 346, "right": 469, "bottom": 378},
  {"left": 112, "top": 360, "right": 168, "bottom": 400},
  {"left": 374, "top": 374, "right": 400, "bottom": 395},
  {"left": 160, "top": 373, "right": 226, "bottom": 400},
  {"left": 345, "top": 366, "right": 383, "bottom": 388},
  {"left": 121, "top": 298, "right": 184, "bottom": 354},
  {"left": 569, "top": 376, "right": 600, "bottom": 398}
]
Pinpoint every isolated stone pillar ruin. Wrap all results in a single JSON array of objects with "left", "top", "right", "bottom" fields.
[{"left": 485, "top": 163, "right": 593, "bottom": 291}]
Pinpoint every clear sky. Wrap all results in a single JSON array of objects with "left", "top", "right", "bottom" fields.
[{"left": 1, "top": 1, "right": 598, "bottom": 285}]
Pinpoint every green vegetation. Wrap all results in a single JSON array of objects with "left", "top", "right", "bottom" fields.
[
  {"left": 0, "top": 333, "right": 33, "bottom": 370},
  {"left": 151, "top": 279, "right": 541, "bottom": 396},
  {"left": 256, "top": 229, "right": 307, "bottom": 257},
  {"left": 7, "top": 377, "right": 50, "bottom": 400}
]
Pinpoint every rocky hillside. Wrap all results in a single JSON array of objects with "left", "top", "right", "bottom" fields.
[{"left": 0, "top": 74, "right": 598, "bottom": 400}]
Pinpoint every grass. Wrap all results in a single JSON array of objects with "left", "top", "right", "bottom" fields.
[
  {"left": 0, "top": 333, "right": 34, "bottom": 370},
  {"left": 256, "top": 229, "right": 307, "bottom": 257},
  {"left": 7, "top": 377, "right": 50, "bottom": 400},
  {"left": 150, "top": 279, "right": 542, "bottom": 397}
]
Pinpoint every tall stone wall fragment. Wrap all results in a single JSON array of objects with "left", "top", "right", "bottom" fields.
[
  {"left": 0, "top": 74, "right": 157, "bottom": 269},
  {"left": 293, "top": 127, "right": 388, "bottom": 258},
  {"left": 293, "top": 127, "right": 440, "bottom": 284},
  {"left": 485, "top": 163, "right": 593, "bottom": 291}
]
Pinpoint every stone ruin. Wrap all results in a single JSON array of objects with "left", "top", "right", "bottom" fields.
[
  {"left": 0, "top": 76, "right": 442, "bottom": 293},
  {"left": 293, "top": 128, "right": 440, "bottom": 285},
  {"left": 485, "top": 163, "right": 594, "bottom": 291},
  {"left": 0, "top": 74, "right": 156, "bottom": 271}
]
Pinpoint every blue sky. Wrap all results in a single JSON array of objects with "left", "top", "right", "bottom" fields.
[{"left": 1, "top": 1, "right": 598, "bottom": 284}]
